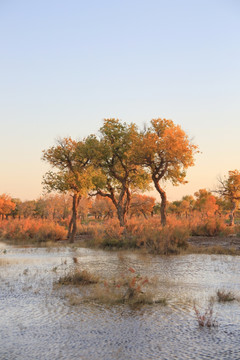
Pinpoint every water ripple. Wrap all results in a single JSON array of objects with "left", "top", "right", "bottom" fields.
[{"left": 1, "top": 247, "right": 240, "bottom": 359}]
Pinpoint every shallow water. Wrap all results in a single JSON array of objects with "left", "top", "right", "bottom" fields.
[{"left": 1, "top": 243, "right": 240, "bottom": 360}]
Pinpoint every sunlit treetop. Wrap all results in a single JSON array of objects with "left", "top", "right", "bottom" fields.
[
  {"left": 92, "top": 118, "right": 151, "bottom": 191},
  {"left": 138, "top": 118, "right": 199, "bottom": 185},
  {"left": 226, "top": 170, "right": 240, "bottom": 200},
  {"left": 42, "top": 137, "right": 98, "bottom": 195},
  {"left": 0, "top": 194, "right": 16, "bottom": 216}
]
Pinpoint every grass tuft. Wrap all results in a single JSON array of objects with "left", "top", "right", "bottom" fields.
[
  {"left": 58, "top": 269, "right": 99, "bottom": 286},
  {"left": 216, "top": 289, "right": 235, "bottom": 302}
]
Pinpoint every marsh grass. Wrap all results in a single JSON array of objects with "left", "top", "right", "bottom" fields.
[
  {"left": 216, "top": 289, "right": 235, "bottom": 302},
  {"left": 87, "top": 284, "right": 157, "bottom": 305},
  {"left": 58, "top": 269, "right": 99, "bottom": 286},
  {"left": 194, "top": 301, "right": 217, "bottom": 327},
  {"left": 58, "top": 266, "right": 166, "bottom": 306}
]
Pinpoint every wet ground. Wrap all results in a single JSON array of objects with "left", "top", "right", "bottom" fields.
[
  {"left": 188, "top": 235, "right": 240, "bottom": 250},
  {"left": 1, "top": 243, "right": 240, "bottom": 360}
]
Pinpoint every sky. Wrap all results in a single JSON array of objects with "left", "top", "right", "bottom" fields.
[{"left": 0, "top": 0, "right": 239, "bottom": 202}]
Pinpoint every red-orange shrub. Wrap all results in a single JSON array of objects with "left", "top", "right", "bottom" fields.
[
  {"left": 0, "top": 218, "right": 67, "bottom": 242},
  {"left": 188, "top": 214, "right": 231, "bottom": 236}
]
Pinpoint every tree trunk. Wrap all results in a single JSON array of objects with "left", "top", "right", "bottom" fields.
[
  {"left": 67, "top": 217, "right": 73, "bottom": 239},
  {"left": 229, "top": 201, "right": 237, "bottom": 226},
  {"left": 96, "top": 188, "right": 128, "bottom": 228},
  {"left": 117, "top": 205, "right": 126, "bottom": 227},
  {"left": 141, "top": 210, "right": 148, "bottom": 219},
  {"left": 153, "top": 177, "right": 167, "bottom": 226},
  {"left": 68, "top": 194, "right": 81, "bottom": 243},
  {"left": 117, "top": 188, "right": 131, "bottom": 227}
]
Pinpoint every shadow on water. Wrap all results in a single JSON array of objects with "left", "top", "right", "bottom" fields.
[{"left": 1, "top": 244, "right": 240, "bottom": 359}]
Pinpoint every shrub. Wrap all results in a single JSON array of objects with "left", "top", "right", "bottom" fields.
[
  {"left": 189, "top": 215, "right": 230, "bottom": 237},
  {"left": 77, "top": 216, "right": 190, "bottom": 253},
  {"left": 79, "top": 219, "right": 139, "bottom": 249},
  {"left": 142, "top": 225, "right": 189, "bottom": 255},
  {"left": 0, "top": 218, "right": 67, "bottom": 243}
]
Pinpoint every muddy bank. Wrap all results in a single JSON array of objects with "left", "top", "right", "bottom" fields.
[{"left": 188, "top": 235, "right": 240, "bottom": 250}]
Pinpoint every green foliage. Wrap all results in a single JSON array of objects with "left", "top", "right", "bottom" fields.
[
  {"left": 92, "top": 119, "right": 151, "bottom": 191},
  {"left": 89, "top": 119, "right": 151, "bottom": 226},
  {"left": 42, "top": 137, "right": 95, "bottom": 196},
  {"left": 42, "top": 137, "right": 98, "bottom": 241},
  {"left": 100, "top": 235, "right": 138, "bottom": 249}
]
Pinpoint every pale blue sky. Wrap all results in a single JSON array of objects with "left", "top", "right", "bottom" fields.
[{"left": 0, "top": 0, "right": 239, "bottom": 201}]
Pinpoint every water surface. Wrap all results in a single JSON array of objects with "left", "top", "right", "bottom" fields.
[{"left": 1, "top": 244, "right": 240, "bottom": 359}]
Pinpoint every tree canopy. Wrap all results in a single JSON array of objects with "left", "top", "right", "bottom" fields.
[
  {"left": 89, "top": 118, "right": 151, "bottom": 226},
  {"left": 0, "top": 194, "right": 16, "bottom": 219},
  {"left": 42, "top": 118, "right": 198, "bottom": 235},
  {"left": 42, "top": 137, "right": 95, "bottom": 242},
  {"left": 216, "top": 170, "right": 240, "bottom": 225},
  {"left": 135, "top": 118, "right": 198, "bottom": 225}
]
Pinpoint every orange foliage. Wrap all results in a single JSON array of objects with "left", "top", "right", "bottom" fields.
[
  {"left": 129, "top": 194, "right": 155, "bottom": 218},
  {"left": 194, "top": 189, "right": 219, "bottom": 217},
  {"left": 0, "top": 194, "right": 16, "bottom": 218},
  {"left": 0, "top": 218, "right": 67, "bottom": 242},
  {"left": 134, "top": 118, "right": 198, "bottom": 226},
  {"left": 90, "top": 195, "right": 115, "bottom": 219}
]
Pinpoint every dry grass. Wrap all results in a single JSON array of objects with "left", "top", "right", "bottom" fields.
[
  {"left": 57, "top": 266, "right": 166, "bottom": 306},
  {"left": 58, "top": 269, "right": 99, "bottom": 286},
  {"left": 87, "top": 284, "right": 157, "bottom": 305},
  {"left": 216, "top": 289, "right": 235, "bottom": 302}
]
